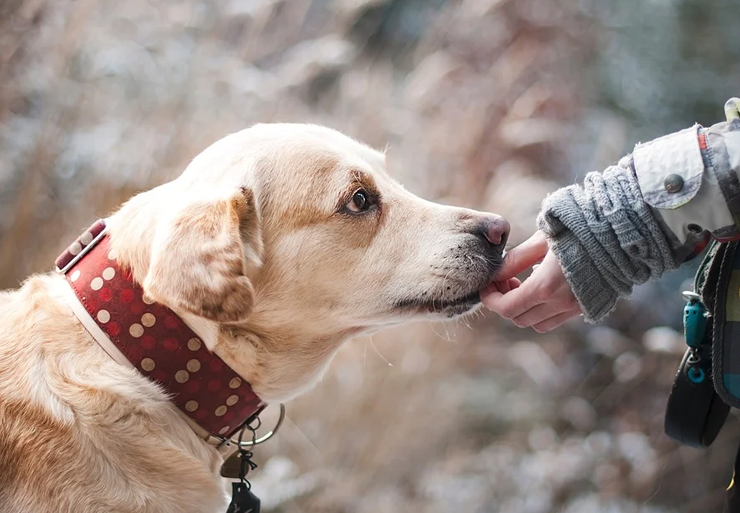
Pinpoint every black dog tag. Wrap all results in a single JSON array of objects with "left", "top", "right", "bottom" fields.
[
  {"left": 224, "top": 421, "right": 262, "bottom": 512},
  {"left": 226, "top": 482, "right": 260, "bottom": 513},
  {"left": 221, "top": 451, "right": 247, "bottom": 479}
]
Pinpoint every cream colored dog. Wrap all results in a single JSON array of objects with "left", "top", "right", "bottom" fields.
[{"left": 0, "top": 124, "right": 508, "bottom": 513}]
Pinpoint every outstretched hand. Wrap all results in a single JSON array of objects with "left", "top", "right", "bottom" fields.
[{"left": 480, "top": 231, "right": 582, "bottom": 332}]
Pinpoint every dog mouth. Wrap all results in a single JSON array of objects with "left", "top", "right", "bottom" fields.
[
  {"left": 392, "top": 244, "right": 503, "bottom": 318},
  {"left": 393, "top": 288, "right": 483, "bottom": 318}
]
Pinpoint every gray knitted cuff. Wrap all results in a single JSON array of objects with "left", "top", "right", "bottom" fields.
[
  {"left": 537, "top": 162, "right": 679, "bottom": 323},
  {"left": 543, "top": 226, "right": 619, "bottom": 322}
]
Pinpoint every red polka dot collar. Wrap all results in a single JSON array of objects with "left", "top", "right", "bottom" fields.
[{"left": 56, "top": 220, "right": 265, "bottom": 441}]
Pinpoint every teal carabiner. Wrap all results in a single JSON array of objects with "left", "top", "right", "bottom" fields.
[{"left": 682, "top": 291, "right": 708, "bottom": 349}]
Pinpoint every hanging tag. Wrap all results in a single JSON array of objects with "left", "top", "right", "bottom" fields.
[
  {"left": 226, "top": 481, "right": 260, "bottom": 513},
  {"left": 225, "top": 421, "right": 261, "bottom": 513},
  {"left": 221, "top": 451, "right": 247, "bottom": 479}
]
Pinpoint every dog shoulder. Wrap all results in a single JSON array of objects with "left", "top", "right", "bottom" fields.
[{"left": 0, "top": 274, "right": 229, "bottom": 512}]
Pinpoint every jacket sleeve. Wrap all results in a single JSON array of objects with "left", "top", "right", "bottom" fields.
[
  {"left": 537, "top": 100, "right": 740, "bottom": 323},
  {"left": 633, "top": 116, "right": 740, "bottom": 261}
]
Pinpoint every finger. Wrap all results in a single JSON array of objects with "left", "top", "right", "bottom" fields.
[
  {"left": 495, "top": 231, "right": 549, "bottom": 281},
  {"left": 531, "top": 309, "right": 581, "bottom": 333},
  {"left": 725, "top": 97, "right": 740, "bottom": 121},
  {"left": 481, "top": 280, "right": 542, "bottom": 319},
  {"left": 511, "top": 302, "right": 567, "bottom": 328},
  {"left": 489, "top": 278, "right": 522, "bottom": 294},
  {"left": 493, "top": 280, "right": 511, "bottom": 294}
]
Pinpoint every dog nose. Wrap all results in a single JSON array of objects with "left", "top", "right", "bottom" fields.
[{"left": 479, "top": 215, "right": 510, "bottom": 247}]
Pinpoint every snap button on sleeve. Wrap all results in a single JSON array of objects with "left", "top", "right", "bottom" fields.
[
  {"left": 664, "top": 173, "right": 684, "bottom": 193},
  {"left": 634, "top": 125, "right": 702, "bottom": 209}
]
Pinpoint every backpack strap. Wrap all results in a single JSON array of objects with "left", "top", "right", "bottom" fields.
[
  {"left": 664, "top": 239, "right": 731, "bottom": 446},
  {"left": 711, "top": 240, "right": 740, "bottom": 407}
]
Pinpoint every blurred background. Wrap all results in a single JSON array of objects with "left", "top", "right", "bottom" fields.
[{"left": 1, "top": 0, "right": 740, "bottom": 511}]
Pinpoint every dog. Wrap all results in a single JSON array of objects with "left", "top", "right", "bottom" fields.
[{"left": 0, "top": 124, "right": 508, "bottom": 513}]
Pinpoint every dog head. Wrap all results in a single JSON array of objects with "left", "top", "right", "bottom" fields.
[{"left": 108, "top": 124, "right": 508, "bottom": 401}]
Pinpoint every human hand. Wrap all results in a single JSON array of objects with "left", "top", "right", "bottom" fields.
[{"left": 480, "top": 231, "right": 582, "bottom": 332}]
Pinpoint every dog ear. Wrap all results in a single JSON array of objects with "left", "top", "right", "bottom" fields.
[{"left": 143, "top": 187, "right": 263, "bottom": 323}]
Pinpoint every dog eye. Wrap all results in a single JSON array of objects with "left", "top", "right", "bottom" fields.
[{"left": 346, "top": 189, "right": 371, "bottom": 213}]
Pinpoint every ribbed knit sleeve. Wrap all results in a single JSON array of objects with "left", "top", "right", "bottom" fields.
[{"left": 537, "top": 159, "right": 679, "bottom": 322}]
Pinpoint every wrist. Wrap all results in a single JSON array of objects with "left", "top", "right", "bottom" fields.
[{"left": 544, "top": 228, "right": 619, "bottom": 323}]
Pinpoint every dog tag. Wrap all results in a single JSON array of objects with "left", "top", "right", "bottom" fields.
[
  {"left": 221, "top": 451, "right": 247, "bottom": 479},
  {"left": 223, "top": 423, "right": 261, "bottom": 512},
  {"left": 226, "top": 482, "right": 260, "bottom": 513}
]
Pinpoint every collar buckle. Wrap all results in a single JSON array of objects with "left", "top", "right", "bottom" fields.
[
  {"left": 218, "top": 404, "right": 286, "bottom": 449},
  {"left": 55, "top": 220, "right": 108, "bottom": 274}
]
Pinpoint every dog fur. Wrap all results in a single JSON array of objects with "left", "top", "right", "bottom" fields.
[{"left": 0, "top": 124, "right": 506, "bottom": 512}]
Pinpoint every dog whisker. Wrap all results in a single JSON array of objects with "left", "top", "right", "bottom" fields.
[
  {"left": 369, "top": 336, "right": 393, "bottom": 367},
  {"left": 283, "top": 415, "right": 324, "bottom": 461},
  {"left": 428, "top": 321, "right": 453, "bottom": 342}
]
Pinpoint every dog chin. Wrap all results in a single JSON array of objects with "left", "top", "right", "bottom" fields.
[
  {"left": 434, "top": 291, "right": 483, "bottom": 318},
  {"left": 440, "top": 298, "right": 483, "bottom": 318}
]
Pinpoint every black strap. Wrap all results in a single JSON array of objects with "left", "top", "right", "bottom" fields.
[{"left": 726, "top": 443, "right": 740, "bottom": 513}]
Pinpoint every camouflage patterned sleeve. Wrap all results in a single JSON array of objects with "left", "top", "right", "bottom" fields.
[{"left": 634, "top": 104, "right": 740, "bottom": 262}]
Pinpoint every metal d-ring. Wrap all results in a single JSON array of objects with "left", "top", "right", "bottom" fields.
[
  {"left": 687, "top": 350, "right": 702, "bottom": 365},
  {"left": 231, "top": 404, "right": 286, "bottom": 447},
  {"left": 682, "top": 290, "right": 703, "bottom": 303}
]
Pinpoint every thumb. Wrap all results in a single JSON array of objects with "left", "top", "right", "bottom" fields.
[{"left": 494, "top": 230, "right": 549, "bottom": 280}]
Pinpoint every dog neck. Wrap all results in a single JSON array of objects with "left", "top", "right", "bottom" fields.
[
  {"left": 213, "top": 323, "right": 354, "bottom": 403},
  {"left": 57, "top": 222, "right": 266, "bottom": 439},
  {"left": 104, "top": 192, "right": 361, "bottom": 404}
]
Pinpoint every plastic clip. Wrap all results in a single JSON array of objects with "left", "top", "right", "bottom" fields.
[{"left": 682, "top": 291, "right": 708, "bottom": 349}]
